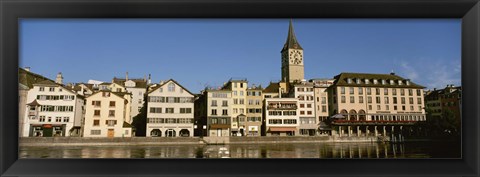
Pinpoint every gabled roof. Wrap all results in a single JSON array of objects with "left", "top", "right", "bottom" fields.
[
  {"left": 281, "top": 19, "right": 303, "bottom": 52},
  {"left": 32, "top": 80, "right": 79, "bottom": 95},
  {"left": 112, "top": 77, "right": 148, "bottom": 88},
  {"left": 18, "top": 68, "right": 52, "bottom": 88},
  {"left": 147, "top": 79, "right": 195, "bottom": 96},
  {"left": 27, "top": 99, "right": 41, "bottom": 106},
  {"left": 87, "top": 90, "right": 127, "bottom": 100},
  {"left": 123, "top": 121, "right": 132, "bottom": 128},
  {"left": 332, "top": 72, "right": 425, "bottom": 88}
]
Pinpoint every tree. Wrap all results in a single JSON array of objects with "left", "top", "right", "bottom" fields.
[
  {"left": 419, "top": 108, "right": 460, "bottom": 138},
  {"left": 131, "top": 95, "right": 148, "bottom": 136}
]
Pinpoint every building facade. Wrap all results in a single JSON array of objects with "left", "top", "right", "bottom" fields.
[
  {"left": 83, "top": 91, "right": 133, "bottom": 137},
  {"left": 291, "top": 82, "right": 317, "bottom": 136},
  {"left": 146, "top": 79, "right": 195, "bottom": 137},
  {"left": 281, "top": 20, "right": 305, "bottom": 84},
  {"left": 22, "top": 80, "right": 85, "bottom": 137},
  {"left": 328, "top": 73, "right": 426, "bottom": 138},
  {"left": 425, "top": 85, "right": 462, "bottom": 122},
  {"left": 264, "top": 98, "right": 299, "bottom": 136},
  {"left": 245, "top": 86, "right": 263, "bottom": 136}
]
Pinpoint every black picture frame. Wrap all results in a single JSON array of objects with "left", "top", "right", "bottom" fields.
[{"left": 1, "top": 0, "right": 479, "bottom": 176}]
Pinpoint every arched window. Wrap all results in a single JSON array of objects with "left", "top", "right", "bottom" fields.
[
  {"left": 168, "top": 83, "right": 175, "bottom": 92},
  {"left": 150, "top": 129, "right": 161, "bottom": 137},
  {"left": 358, "top": 110, "right": 366, "bottom": 121},
  {"left": 340, "top": 109, "right": 348, "bottom": 116},
  {"left": 179, "top": 129, "right": 190, "bottom": 137},
  {"left": 349, "top": 110, "right": 357, "bottom": 121}
]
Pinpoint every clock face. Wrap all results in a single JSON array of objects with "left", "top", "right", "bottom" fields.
[{"left": 289, "top": 50, "right": 303, "bottom": 64}]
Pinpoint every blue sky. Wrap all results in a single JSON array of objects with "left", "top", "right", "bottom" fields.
[{"left": 20, "top": 19, "right": 461, "bottom": 93}]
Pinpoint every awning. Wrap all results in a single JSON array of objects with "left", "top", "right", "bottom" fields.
[
  {"left": 210, "top": 124, "right": 230, "bottom": 129},
  {"left": 269, "top": 127, "right": 296, "bottom": 132}
]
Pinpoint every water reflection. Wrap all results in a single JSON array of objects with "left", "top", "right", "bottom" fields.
[{"left": 19, "top": 142, "right": 459, "bottom": 159}]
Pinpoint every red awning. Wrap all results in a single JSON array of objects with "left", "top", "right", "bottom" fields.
[
  {"left": 269, "top": 127, "right": 296, "bottom": 132},
  {"left": 210, "top": 124, "right": 230, "bottom": 129}
]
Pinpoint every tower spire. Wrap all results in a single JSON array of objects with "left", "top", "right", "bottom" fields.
[{"left": 281, "top": 19, "right": 303, "bottom": 52}]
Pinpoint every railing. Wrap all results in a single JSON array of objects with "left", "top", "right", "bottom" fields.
[{"left": 267, "top": 106, "right": 297, "bottom": 110}]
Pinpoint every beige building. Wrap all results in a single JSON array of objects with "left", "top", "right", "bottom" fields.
[
  {"left": 146, "top": 79, "right": 195, "bottom": 137},
  {"left": 221, "top": 79, "right": 248, "bottom": 136},
  {"left": 83, "top": 91, "right": 132, "bottom": 137},
  {"left": 291, "top": 82, "right": 317, "bottom": 136},
  {"left": 328, "top": 72, "right": 426, "bottom": 138},
  {"left": 204, "top": 89, "right": 232, "bottom": 137},
  {"left": 310, "top": 79, "right": 334, "bottom": 122},
  {"left": 245, "top": 86, "right": 263, "bottom": 136},
  {"left": 264, "top": 98, "right": 299, "bottom": 136}
]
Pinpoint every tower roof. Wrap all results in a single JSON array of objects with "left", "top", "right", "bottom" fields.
[{"left": 281, "top": 19, "right": 303, "bottom": 52}]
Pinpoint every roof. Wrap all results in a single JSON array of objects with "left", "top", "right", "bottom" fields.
[
  {"left": 281, "top": 19, "right": 303, "bottom": 52},
  {"left": 18, "top": 68, "right": 53, "bottom": 88},
  {"left": 332, "top": 72, "right": 425, "bottom": 88},
  {"left": 263, "top": 82, "right": 280, "bottom": 93},
  {"left": 147, "top": 79, "right": 195, "bottom": 96},
  {"left": 123, "top": 122, "right": 132, "bottom": 128},
  {"left": 112, "top": 77, "right": 148, "bottom": 88},
  {"left": 26, "top": 99, "right": 41, "bottom": 106}
]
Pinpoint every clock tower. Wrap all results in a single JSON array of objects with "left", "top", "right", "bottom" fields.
[{"left": 281, "top": 19, "right": 305, "bottom": 83}]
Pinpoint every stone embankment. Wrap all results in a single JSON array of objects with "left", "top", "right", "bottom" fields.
[{"left": 20, "top": 136, "right": 391, "bottom": 146}]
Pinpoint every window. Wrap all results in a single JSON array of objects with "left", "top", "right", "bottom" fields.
[
  {"left": 39, "top": 116, "right": 45, "bottom": 122},
  {"left": 375, "top": 88, "right": 380, "bottom": 95},
  {"left": 350, "top": 96, "right": 355, "bottom": 103},
  {"left": 341, "top": 96, "right": 346, "bottom": 103},
  {"left": 55, "top": 117, "right": 62, "bottom": 122},
  {"left": 307, "top": 111, "right": 312, "bottom": 115},
  {"left": 408, "top": 89, "right": 413, "bottom": 96},
  {"left": 358, "top": 87, "right": 363, "bottom": 94},
  {"left": 401, "top": 97, "right": 406, "bottom": 104},
  {"left": 340, "top": 87, "right": 345, "bottom": 94},
  {"left": 402, "top": 106, "right": 406, "bottom": 110},
  {"left": 91, "top": 130, "right": 101, "bottom": 135},
  {"left": 39, "top": 87, "right": 45, "bottom": 91},
  {"left": 240, "top": 91, "right": 244, "bottom": 96},
  {"left": 359, "top": 96, "right": 364, "bottom": 103},
  {"left": 386, "top": 105, "right": 389, "bottom": 110},
  {"left": 394, "top": 106, "right": 397, "bottom": 110},
  {"left": 94, "top": 110, "right": 100, "bottom": 116},
  {"left": 138, "top": 99, "right": 142, "bottom": 104},
  {"left": 240, "top": 108, "right": 244, "bottom": 114},
  {"left": 180, "top": 108, "right": 192, "bottom": 113},
  {"left": 376, "top": 97, "right": 381, "bottom": 104},
  {"left": 222, "top": 100, "right": 228, "bottom": 107},
  {"left": 93, "top": 120, "right": 100, "bottom": 126},
  {"left": 150, "top": 107, "right": 162, "bottom": 113},
  {"left": 211, "top": 118, "right": 218, "bottom": 124},
  {"left": 368, "top": 105, "right": 372, "bottom": 110},
  {"left": 409, "top": 98, "right": 414, "bottom": 104},
  {"left": 109, "top": 101, "right": 115, "bottom": 107},
  {"left": 416, "top": 89, "right": 422, "bottom": 96},
  {"left": 165, "top": 108, "right": 174, "bottom": 113},
  {"left": 384, "top": 88, "right": 388, "bottom": 95},
  {"left": 220, "top": 118, "right": 227, "bottom": 124},
  {"left": 377, "top": 105, "right": 381, "bottom": 110},
  {"left": 322, "top": 106, "right": 326, "bottom": 112},
  {"left": 300, "top": 111, "right": 305, "bottom": 115},
  {"left": 109, "top": 110, "right": 115, "bottom": 117},
  {"left": 366, "top": 88, "right": 371, "bottom": 95},
  {"left": 211, "top": 109, "right": 217, "bottom": 115},
  {"left": 393, "top": 97, "right": 398, "bottom": 104},
  {"left": 106, "top": 120, "right": 117, "bottom": 126},
  {"left": 233, "top": 99, "right": 238, "bottom": 104},
  {"left": 284, "top": 119, "right": 297, "bottom": 124},
  {"left": 233, "top": 91, "right": 237, "bottom": 96},
  {"left": 384, "top": 97, "right": 389, "bottom": 104},
  {"left": 392, "top": 89, "right": 397, "bottom": 95},
  {"left": 168, "top": 83, "right": 175, "bottom": 92},
  {"left": 418, "top": 106, "right": 422, "bottom": 111},
  {"left": 239, "top": 99, "right": 244, "bottom": 105},
  {"left": 349, "top": 87, "right": 354, "bottom": 94},
  {"left": 410, "top": 106, "right": 414, "bottom": 111},
  {"left": 211, "top": 100, "right": 217, "bottom": 106},
  {"left": 400, "top": 89, "right": 405, "bottom": 96},
  {"left": 417, "top": 98, "right": 422, "bottom": 104},
  {"left": 92, "top": 101, "right": 101, "bottom": 107},
  {"left": 300, "top": 104, "right": 305, "bottom": 108},
  {"left": 49, "top": 87, "right": 55, "bottom": 92},
  {"left": 255, "top": 100, "right": 260, "bottom": 105},
  {"left": 222, "top": 109, "right": 228, "bottom": 115},
  {"left": 233, "top": 108, "right": 238, "bottom": 114},
  {"left": 307, "top": 104, "right": 312, "bottom": 108},
  {"left": 367, "top": 97, "right": 372, "bottom": 103},
  {"left": 269, "top": 119, "right": 282, "bottom": 124}
]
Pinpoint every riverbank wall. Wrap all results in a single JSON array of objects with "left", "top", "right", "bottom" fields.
[{"left": 19, "top": 136, "right": 393, "bottom": 146}]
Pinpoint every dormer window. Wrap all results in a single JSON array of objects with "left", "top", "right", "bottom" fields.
[
  {"left": 398, "top": 80, "right": 403, "bottom": 85},
  {"left": 365, "top": 79, "right": 370, "bottom": 84},
  {"left": 382, "top": 80, "right": 386, "bottom": 85},
  {"left": 347, "top": 78, "right": 352, "bottom": 84},
  {"left": 406, "top": 80, "right": 410, "bottom": 85},
  {"left": 168, "top": 83, "right": 175, "bottom": 92},
  {"left": 356, "top": 78, "right": 360, "bottom": 84},
  {"left": 390, "top": 80, "right": 394, "bottom": 85},
  {"left": 373, "top": 79, "right": 378, "bottom": 84}
]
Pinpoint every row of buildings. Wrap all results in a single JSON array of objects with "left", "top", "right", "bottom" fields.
[{"left": 19, "top": 20, "right": 461, "bottom": 138}]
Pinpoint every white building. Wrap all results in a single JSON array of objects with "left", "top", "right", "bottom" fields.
[
  {"left": 22, "top": 80, "right": 85, "bottom": 137},
  {"left": 83, "top": 91, "right": 133, "bottom": 137},
  {"left": 112, "top": 76, "right": 148, "bottom": 122},
  {"left": 146, "top": 79, "right": 195, "bottom": 137},
  {"left": 264, "top": 98, "right": 299, "bottom": 136}
]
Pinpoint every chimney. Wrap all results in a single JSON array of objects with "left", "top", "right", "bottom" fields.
[
  {"left": 126, "top": 72, "right": 129, "bottom": 81},
  {"left": 25, "top": 67, "right": 31, "bottom": 72},
  {"left": 148, "top": 74, "right": 151, "bottom": 84},
  {"left": 55, "top": 72, "right": 63, "bottom": 84}
]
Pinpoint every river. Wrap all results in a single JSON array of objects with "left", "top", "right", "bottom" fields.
[{"left": 19, "top": 141, "right": 460, "bottom": 158}]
